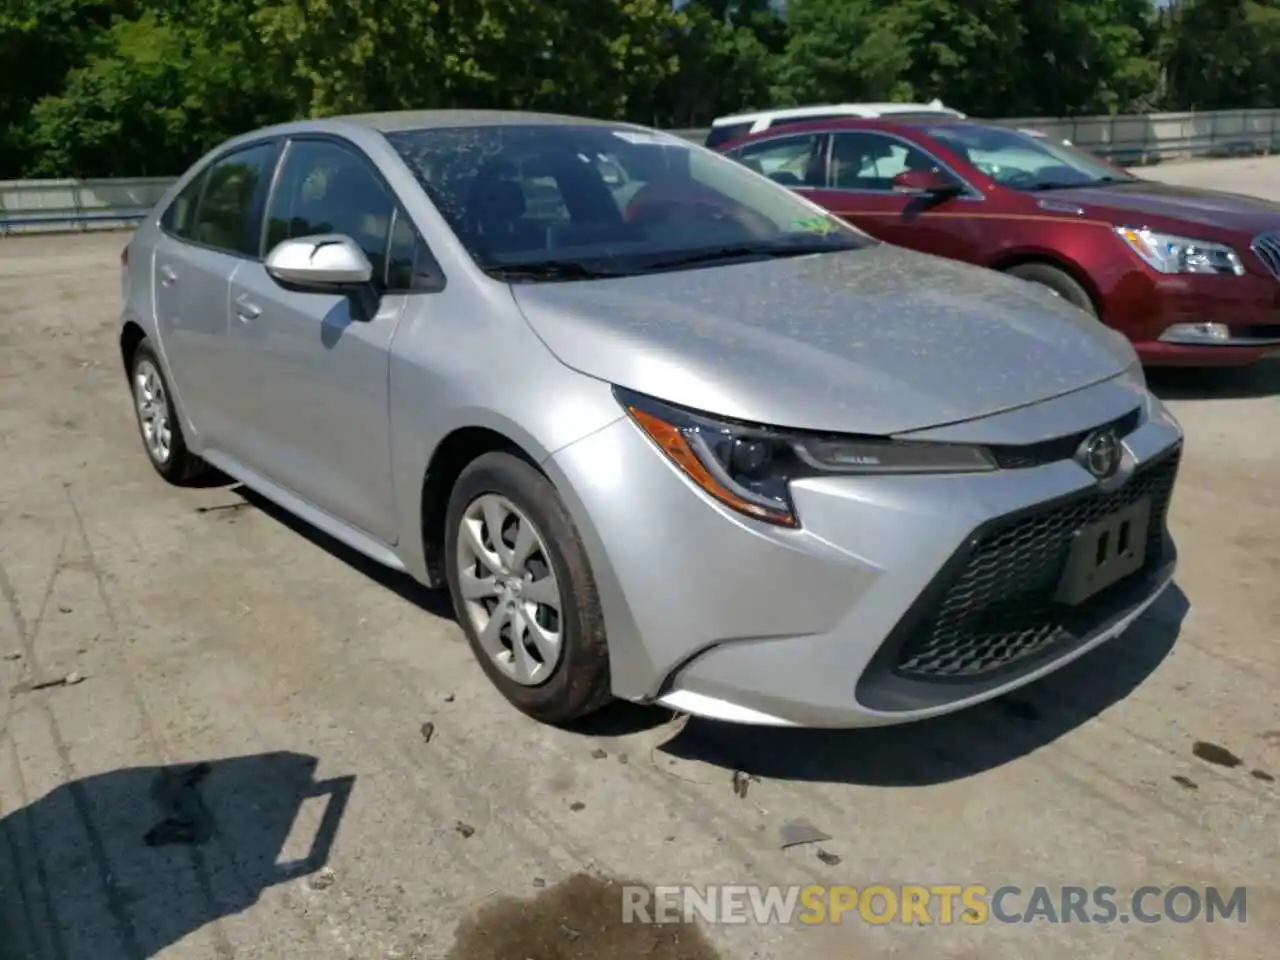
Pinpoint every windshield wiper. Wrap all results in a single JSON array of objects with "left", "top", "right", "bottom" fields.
[
  {"left": 1025, "top": 175, "right": 1131, "bottom": 192},
  {"left": 485, "top": 259, "right": 630, "bottom": 282},
  {"left": 640, "top": 241, "right": 849, "bottom": 272}
]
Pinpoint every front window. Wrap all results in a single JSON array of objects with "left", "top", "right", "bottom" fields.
[
  {"left": 924, "top": 123, "right": 1135, "bottom": 191},
  {"left": 385, "top": 123, "right": 873, "bottom": 281}
]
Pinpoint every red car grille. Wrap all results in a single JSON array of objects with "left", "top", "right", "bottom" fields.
[{"left": 1251, "top": 230, "right": 1280, "bottom": 279}]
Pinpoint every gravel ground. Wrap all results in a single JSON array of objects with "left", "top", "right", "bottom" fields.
[{"left": 1, "top": 155, "right": 1278, "bottom": 960}]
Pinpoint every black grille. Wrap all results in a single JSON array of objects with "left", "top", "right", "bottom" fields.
[
  {"left": 894, "top": 447, "right": 1180, "bottom": 681},
  {"left": 988, "top": 407, "right": 1142, "bottom": 470},
  {"left": 1252, "top": 230, "right": 1280, "bottom": 279}
]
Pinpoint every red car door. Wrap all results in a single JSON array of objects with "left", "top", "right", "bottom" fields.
[{"left": 804, "top": 131, "right": 985, "bottom": 265}]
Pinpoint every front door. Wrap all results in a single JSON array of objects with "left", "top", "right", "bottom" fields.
[
  {"left": 806, "top": 131, "right": 984, "bottom": 265},
  {"left": 222, "top": 136, "right": 411, "bottom": 544}
]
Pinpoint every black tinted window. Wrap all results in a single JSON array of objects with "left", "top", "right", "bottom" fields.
[
  {"left": 386, "top": 208, "right": 444, "bottom": 292},
  {"left": 190, "top": 142, "right": 276, "bottom": 255},
  {"left": 160, "top": 171, "right": 208, "bottom": 239},
  {"left": 265, "top": 139, "right": 396, "bottom": 279},
  {"left": 704, "top": 122, "right": 753, "bottom": 148},
  {"left": 768, "top": 114, "right": 848, "bottom": 129}
]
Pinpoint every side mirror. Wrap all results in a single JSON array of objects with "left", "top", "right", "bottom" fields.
[
  {"left": 891, "top": 169, "right": 963, "bottom": 196},
  {"left": 264, "top": 235, "right": 373, "bottom": 288}
]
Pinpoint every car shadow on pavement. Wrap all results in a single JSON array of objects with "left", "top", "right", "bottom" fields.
[
  {"left": 656, "top": 584, "right": 1189, "bottom": 787},
  {"left": 0, "top": 751, "right": 353, "bottom": 960},
  {"left": 1146, "top": 359, "right": 1280, "bottom": 400},
  {"left": 232, "top": 484, "right": 456, "bottom": 621}
]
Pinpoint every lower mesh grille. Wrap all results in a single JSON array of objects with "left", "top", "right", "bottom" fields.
[{"left": 894, "top": 448, "right": 1180, "bottom": 680}]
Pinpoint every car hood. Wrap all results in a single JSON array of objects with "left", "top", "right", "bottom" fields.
[
  {"left": 510, "top": 244, "right": 1136, "bottom": 435},
  {"left": 1041, "top": 180, "right": 1280, "bottom": 236}
]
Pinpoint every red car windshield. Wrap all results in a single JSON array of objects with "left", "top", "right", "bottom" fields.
[{"left": 923, "top": 123, "right": 1136, "bottom": 191}]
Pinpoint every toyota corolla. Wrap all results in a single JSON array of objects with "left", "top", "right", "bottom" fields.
[{"left": 119, "top": 110, "right": 1183, "bottom": 728}]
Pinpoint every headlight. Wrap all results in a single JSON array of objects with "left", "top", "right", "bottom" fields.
[
  {"left": 615, "top": 387, "right": 996, "bottom": 528},
  {"left": 1114, "top": 227, "right": 1245, "bottom": 276}
]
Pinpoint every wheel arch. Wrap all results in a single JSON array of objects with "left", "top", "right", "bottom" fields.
[
  {"left": 418, "top": 425, "right": 545, "bottom": 585},
  {"left": 987, "top": 250, "right": 1105, "bottom": 319},
  {"left": 119, "top": 319, "right": 148, "bottom": 375}
]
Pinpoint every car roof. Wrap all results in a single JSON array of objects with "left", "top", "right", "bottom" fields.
[
  {"left": 220, "top": 109, "right": 651, "bottom": 144},
  {"left": 719, "top": 115, "right": 999, "bottom": 145},
  {"left": 711, "top": 102, "right": 965, "bottom": 126},
  {"left": 330, "top": 109, "right": 638, "bottom": 133}
]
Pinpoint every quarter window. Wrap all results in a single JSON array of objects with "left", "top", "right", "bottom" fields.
[
  {"left": 189, "top": 142, "right": 277, "bottom": 255},
  {"left": 159, "top": 171, "right": 208, "bottom": 239},
  {"left": 385, "top": 208, "right": 443, "bottom": 292}
]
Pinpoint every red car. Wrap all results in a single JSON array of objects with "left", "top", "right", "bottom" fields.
[{"left": 717, "top": 117, "right": 1280, "bottom": 367}]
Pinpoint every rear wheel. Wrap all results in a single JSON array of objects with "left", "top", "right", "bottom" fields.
[
  {"left": 1004, "top": 262, "right": 1097, "bottom": 317},
  {"left": 444, "top": 451, "right": 613, "bottom": 724},
  {"left": 129, "top": 340, "right": 211, "bottom": 485}
]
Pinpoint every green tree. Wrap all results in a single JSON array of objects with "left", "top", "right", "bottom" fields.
[
  {"left": 655, "top": 1, "right": 783, "bottom": 126},
  {"left": 774, "top": 0, "right": 1025, "bottom": 116},
  {"left": 1162, "top": 0, "right": 1280, "bottom": 110},
  {"left": 1012, "top": 0, "right": 1161, "bottom": 117}
]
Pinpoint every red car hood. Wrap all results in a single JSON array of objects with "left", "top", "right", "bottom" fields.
[{"left": 1040, "top": 180, "right": 1280, "bottom": 237}]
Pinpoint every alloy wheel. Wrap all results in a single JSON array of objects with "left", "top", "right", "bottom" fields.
[
  {"left": 455, "top": 493, "right": 564, "bottom": 686},
  {"left": 133, "top": 358, "right": 172, "bottom": 465}
]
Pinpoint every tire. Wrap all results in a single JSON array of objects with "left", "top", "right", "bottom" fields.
[
  {"left": 1004, "top": 262, "right": 1098, "bottom": 317},
  {"left": 128, "top": 339, "right": 212, "bottom": 485},
  {"left": 444, "top": 451, "right": 613, "bottom": 724}
]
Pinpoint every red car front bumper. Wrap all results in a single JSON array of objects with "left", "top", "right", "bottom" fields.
[{"left": 1104, "top": 269, "right": 1280, "bottom": 367}]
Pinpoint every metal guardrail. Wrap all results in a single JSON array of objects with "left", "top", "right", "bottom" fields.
[
  {"left": 0, "top": 177, "right": 174, "bottom": 236},
  {"left": 3, "top": 109, "right": 1279, "bottom": 234}
]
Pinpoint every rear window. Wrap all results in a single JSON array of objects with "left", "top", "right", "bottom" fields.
[
  {"left": 705, "top": 122, "right": 753, "bottom": 149},
  {"left": 768, "top": 114, "right": 855, "bottom": 130}
]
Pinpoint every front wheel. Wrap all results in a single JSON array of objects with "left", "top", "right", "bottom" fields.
[
  {"left": 1004, "top": 262, "right": 1098, "bottom": 318},
  {"left": 444, "top": 451, "right": 613, "bottom": 724}
]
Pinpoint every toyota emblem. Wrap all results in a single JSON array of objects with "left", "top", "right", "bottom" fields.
[{"left": 1078, "top": 429, "right": 1121, "bottom": 480}]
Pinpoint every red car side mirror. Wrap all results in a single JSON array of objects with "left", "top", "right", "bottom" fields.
[{"left": 892, "top": 169, "right": 962, "bottom": 195}]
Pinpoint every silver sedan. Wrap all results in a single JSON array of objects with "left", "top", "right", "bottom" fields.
[{"left": 119, "top": 110, "right": 1183, "bottom": 728}]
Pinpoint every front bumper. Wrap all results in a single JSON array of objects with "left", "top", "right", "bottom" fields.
[
  {"left": 544, "top": 376, "right": 1184, "bottom": 728},
  {"left": 1114, "top": 271, "right": 1280, "bottom": 367}
]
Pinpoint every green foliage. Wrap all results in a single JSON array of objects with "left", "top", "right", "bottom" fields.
[{"left": 1, "top": 0, "right": 1277, "bottom": 177}]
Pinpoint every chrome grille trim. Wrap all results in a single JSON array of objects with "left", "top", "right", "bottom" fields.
[{"left": 1251, "top": 229, "right": 1280, "bottom": 279}]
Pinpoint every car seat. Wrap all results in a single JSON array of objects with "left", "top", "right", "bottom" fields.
[{"left": 465, "top": 161, "right": 547, "bottom": 254}]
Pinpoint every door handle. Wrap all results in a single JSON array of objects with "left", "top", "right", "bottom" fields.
[
  {"left": 235, "top": 295, "right": 262, "bottom": 321},
  {"left": 159, "top": 264, "right": 178, "bottom": 286}
]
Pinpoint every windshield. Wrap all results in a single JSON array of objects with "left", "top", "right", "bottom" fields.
[
  {"left": 385, "top": 123, "right": 874, "bottom": 280},
  {"left": 924, "top": 123, "right": 1135, "bottom": 190}
]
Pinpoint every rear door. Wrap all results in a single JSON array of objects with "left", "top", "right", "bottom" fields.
[
  {"left": 805, "top": 131, "right": 985, "bottom": 263},
  {"left": 152, "top": 140, "right": 280, "bottom": 447},
  {"left": 223, "top": 136, "right": 434, "bottom": 543}
]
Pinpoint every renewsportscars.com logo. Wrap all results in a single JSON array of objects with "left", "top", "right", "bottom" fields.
[{"left": 621, "top": 884, "right": 1248, "bottom": 926}]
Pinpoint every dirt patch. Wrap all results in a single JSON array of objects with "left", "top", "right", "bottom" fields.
[{"left": 443, "top": 873, "right": 720, "bottom": 960}]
